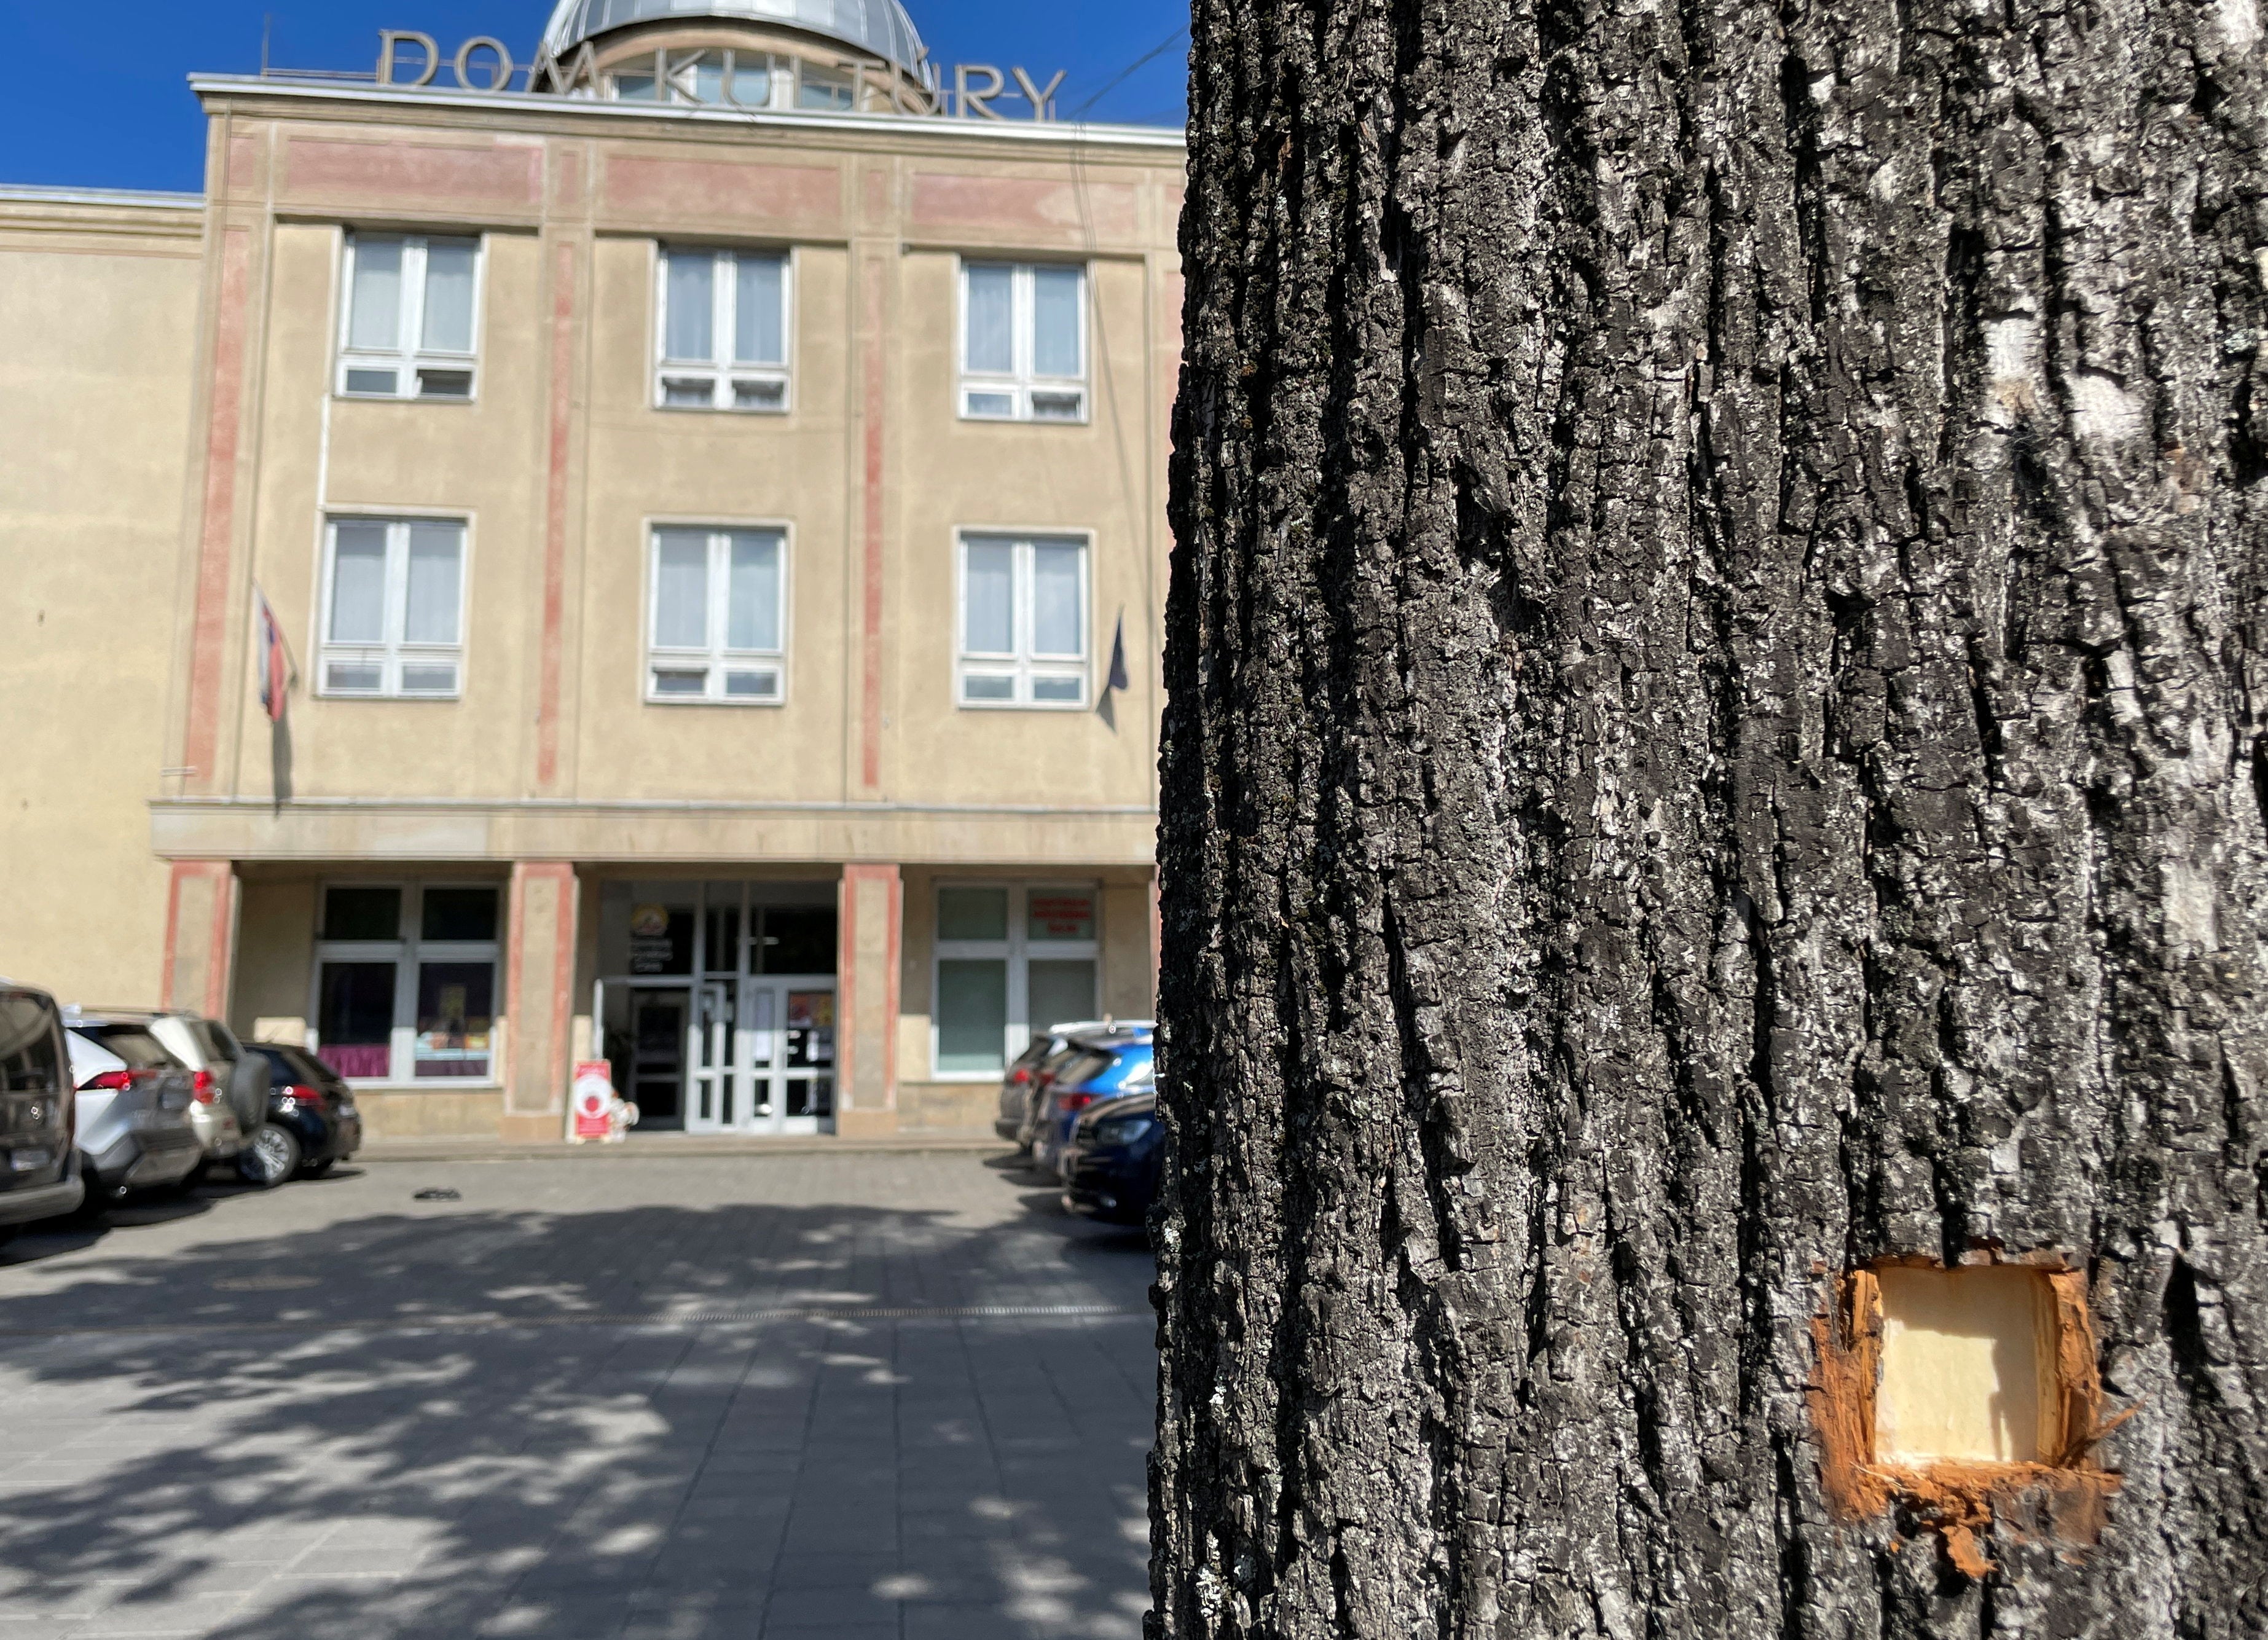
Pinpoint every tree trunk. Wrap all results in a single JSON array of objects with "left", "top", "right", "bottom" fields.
[{"left": 1152, "top": 0, "right": 2268, "bottom": 1634}]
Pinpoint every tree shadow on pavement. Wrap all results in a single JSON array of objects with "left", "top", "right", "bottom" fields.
[{"left": 0, "top": 1181, "right": 1155, "bottom": 1640}]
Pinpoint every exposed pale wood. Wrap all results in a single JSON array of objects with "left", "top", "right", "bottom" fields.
[{"left": 1153, "top": 0, "right": 2268, "bottom": 1631}]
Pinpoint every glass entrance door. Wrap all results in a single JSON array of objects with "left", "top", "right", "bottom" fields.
[
  {"left": 685, "top": 982, "right": 737, "bottom": 1133},
  {"left": 739, "top": 979, "right": 834, "bottom": 1134}
]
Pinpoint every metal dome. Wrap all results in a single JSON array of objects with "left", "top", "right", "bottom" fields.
[{"left": 540, "top": 0, "right": 930, "bottom": 77}]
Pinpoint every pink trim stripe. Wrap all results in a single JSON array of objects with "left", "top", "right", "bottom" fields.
[
  {"left": 182, "top": 229, "right": 252, "bottom": 788},
  {"left": 537, "top": 243, "right": 576, "bottom": 788},
  {"left": 860, "top": 258, "right": 886, "bottom": 791}
]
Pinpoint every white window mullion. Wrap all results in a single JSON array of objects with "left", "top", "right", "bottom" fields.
[
  {"left": 401, "top": 241, "right": 428, "bottom": 371},
  {"left": 1016, "top": 539, "right": 1035, "bottom": 704},
  {"left": 707, "top": 530, "right": 729, "bottom": 698},
  {"left": 712, "top": 251, "right": 734, "bottom": 409},
  {"left": 1015, "top": 268, "right": 1034, "bottom": 419},
  {"left": 382, "top": 522, "right": 408, "bottom": 695}
]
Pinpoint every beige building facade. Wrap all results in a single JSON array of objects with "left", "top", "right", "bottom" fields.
[{"left": 0, "top": 1, "right": 1180, "bottom": 1141}]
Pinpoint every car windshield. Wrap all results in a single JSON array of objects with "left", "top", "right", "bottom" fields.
[{"left": 72, "top": 1022, "right": 179, "bottom": 1070}]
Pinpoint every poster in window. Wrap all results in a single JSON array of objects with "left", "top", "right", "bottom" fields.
[{"left": 785, "top": 991, "right": 834, "bottom": 1068}]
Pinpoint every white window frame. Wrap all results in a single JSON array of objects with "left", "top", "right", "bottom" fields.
[
  {"left": 958, "top": 261, "right": 1089, "bottom": 423},
  {"left": 317, "top": 514, "right": 469, "bottom": 700},
  {"left": 654, "top": 245, "right": 795, "bottom": 413},
  {"left": 955, "top": 530, "right": 1091, "bottom": 710},
  {"left": 307, "top": 881, "right": 504, "bottom": 1087},
  {"left": 930, "top": 882, "right": 1102, "bottom": 1081},
  {"left": 335, "top": 232, "right": 485, "bottom": 402},
  {"left": 644, "top": 520, "right": 793, "bottom": 706}
]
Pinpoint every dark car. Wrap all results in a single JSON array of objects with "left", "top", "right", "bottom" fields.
[
  {"left": 0, "top": 982, "right": 86, "bottom": 1241},
  {"left": 62, "top": 1021, "right": 206, "bottom": 1206},
  {"left": 1060, "top": 1094, "right": 1162, "bottom": 1226},
  {"left": 1031, "top": 1031, "right": 1155, "bottom": 1176},
  {"left": 243, "top": 1043, "right": 364, "bottom": 1186}
]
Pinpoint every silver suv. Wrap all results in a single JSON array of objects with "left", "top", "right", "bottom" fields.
[
  {"left": 61, "top": 1023, "right": 203, "bottom": 1204},
  {"left": 66, "top": 1009, "right": 268, "bottom": 1169}
]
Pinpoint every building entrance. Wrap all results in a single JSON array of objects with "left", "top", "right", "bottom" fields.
[
  {"left": 595, "top": 880, "right": 838, "bottom": 1135},
  {"left": 685, "top": 978, "right": 837, "bottom": 1135}
]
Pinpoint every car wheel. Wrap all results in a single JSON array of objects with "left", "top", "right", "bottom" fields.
[{"left": 238, "top": 1124, "right": 300, "bottom": 1190}]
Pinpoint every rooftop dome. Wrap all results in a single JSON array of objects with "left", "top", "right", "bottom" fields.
[{"left": 540, "top": 0, "right": 930, "bottom": 78}]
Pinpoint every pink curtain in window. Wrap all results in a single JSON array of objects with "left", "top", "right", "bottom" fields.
[{"left": 318, "top": 1043, "right": 391, "bottom": 1080}]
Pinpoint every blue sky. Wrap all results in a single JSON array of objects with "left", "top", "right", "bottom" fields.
[{"left": 4, "top": 1, "right": 1190, "bottom": 194}]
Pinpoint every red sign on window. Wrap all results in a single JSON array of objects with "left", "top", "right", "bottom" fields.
[{"left": 1027, "top": 893, "right": 1096, "bottom": 941}]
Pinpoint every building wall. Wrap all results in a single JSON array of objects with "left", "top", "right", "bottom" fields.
[
  {"left": 0, "top": 194, "right": 203, "bottom": 1006},
  {"left": 0, "top": 69, "right": 1179, "bottom": 1134},
  {"left": 157, "top": 90, "right": 1180, "bottom": 865}
]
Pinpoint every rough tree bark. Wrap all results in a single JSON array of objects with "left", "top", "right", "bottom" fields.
[{"left": 1152, "top": 0, "right": 2268, "bottom": 1634}]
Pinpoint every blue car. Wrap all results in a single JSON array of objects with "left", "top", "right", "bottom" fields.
[{"left": 1031, "top": 1030, "right": 1153, "bottom": 1177}]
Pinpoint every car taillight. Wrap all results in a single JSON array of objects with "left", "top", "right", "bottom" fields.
[
  {"left": 1061, "top": 1093, "right": 1099, "bottom": 1113},
  {"left": 1012, "top": 1068, "right": 1032, "bottom": 1084},
  {"left": 85, "top": 1070, "right": 136, "bottom": 1092},
  {"left": 291, "top": 1083, "right": 327, "bottom": 1106},
  {"left": 192, "top": 1069, "right": 218, "bottom": 1104}
]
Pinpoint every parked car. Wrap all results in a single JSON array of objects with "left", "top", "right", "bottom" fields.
[
  {"left": 999, "top": 1019, "right": 1155, "bottom": 1153},
  {"left": 1030, "top": 1029, "right": 1155, "bottom": 1177},
  {"left": 243, "top": 1043, "right": 363, "bottom": 1185},
  {"left": 1060, "top": 1094, "right": 1163, "bottom": 1226},
  {"left": 69, "top": 1009, "right": 268, "bottom": 1171},
  {"left": 0, "top": 981, "right": 87, "bottom": 1242},
  {"left": 61, "top": 1019, "right": 203, "bottom": 1207}
]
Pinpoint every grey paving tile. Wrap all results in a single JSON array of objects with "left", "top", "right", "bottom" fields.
[{"left": 0, "top": 1155, "right": 1153, "bottom": 1640}]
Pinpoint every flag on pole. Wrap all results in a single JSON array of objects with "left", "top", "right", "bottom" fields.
[
  {"left": 255, "top": 587, "right": 292, "bottom": 723},
  {"left": 1105, "top": 613, "right": 1130, "bottom": 696}
]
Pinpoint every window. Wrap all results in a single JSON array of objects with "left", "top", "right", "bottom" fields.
[
  {"left": 337, "top": 233, "right": 481, "bottom": 400},
  {"left": 656, "top": 246, "right": 791, "bottom": 412},
  {"left": 648, "top": 525, "right": 788, "bottom": 704},
  {"left": 932, "top": 884, "right": 1100, "bottom": 1077},
  {"left": 798, "top": 63, "right": 855, "bottom": 110},
  {"left": 0, "top": 993, "right": 62, "bottom": 1096},
  {"left": 960, "top": 262, "right": 1088, "bottom": 422},
  {"left": 957, "top": 532, "right": 1088, "bottom": 708},
  {"left": 320, "top": 517, "right": 467, "bottom": 699},
  {"left": 312, "top": 883, "right": 501, "bottom": 1083},
  {"left": 605, "top": 49, "right": 858, "bottom": 111}
]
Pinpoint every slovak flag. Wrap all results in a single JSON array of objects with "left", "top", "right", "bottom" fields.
[{"left": 254, "top": 586, "right": 292, "bottom": 723}]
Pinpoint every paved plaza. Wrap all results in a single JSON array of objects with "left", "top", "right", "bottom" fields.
[{"left": 0, "top": 1150, "right": 1156, "bottom": 1639}]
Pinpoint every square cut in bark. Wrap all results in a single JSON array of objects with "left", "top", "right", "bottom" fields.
[
  {"left": 1809, "top": 1257, "right": 2124, "bottom": 1578},
  {"left": 1874, "top": 1265, "right": 2059, "bottom": 1464}
]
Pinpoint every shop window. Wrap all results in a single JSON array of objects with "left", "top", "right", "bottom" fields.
[
  {"left": 957, "top": 533, "right": 1088, "bottom": 708},
  {"left": 337, "top": 233, "right": 481, "bottom": 401},
  {"left": 313, "top": 882, "right": 501, "bottom": 1083},
  {"left": 932, "top": 884, "right": 1100, "bottom": 1077},
  {"left": 960, "top": 261, "right": 1088, "bottom": 422},
  {"left": 647, "top": 525, "right": 788, "bottom": 704},
  {"left": 320, "top": 517, "right": 467, "bottom": 699},
  {"left": 656, "top": 245, "right": 791, "bottom": 412}
]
